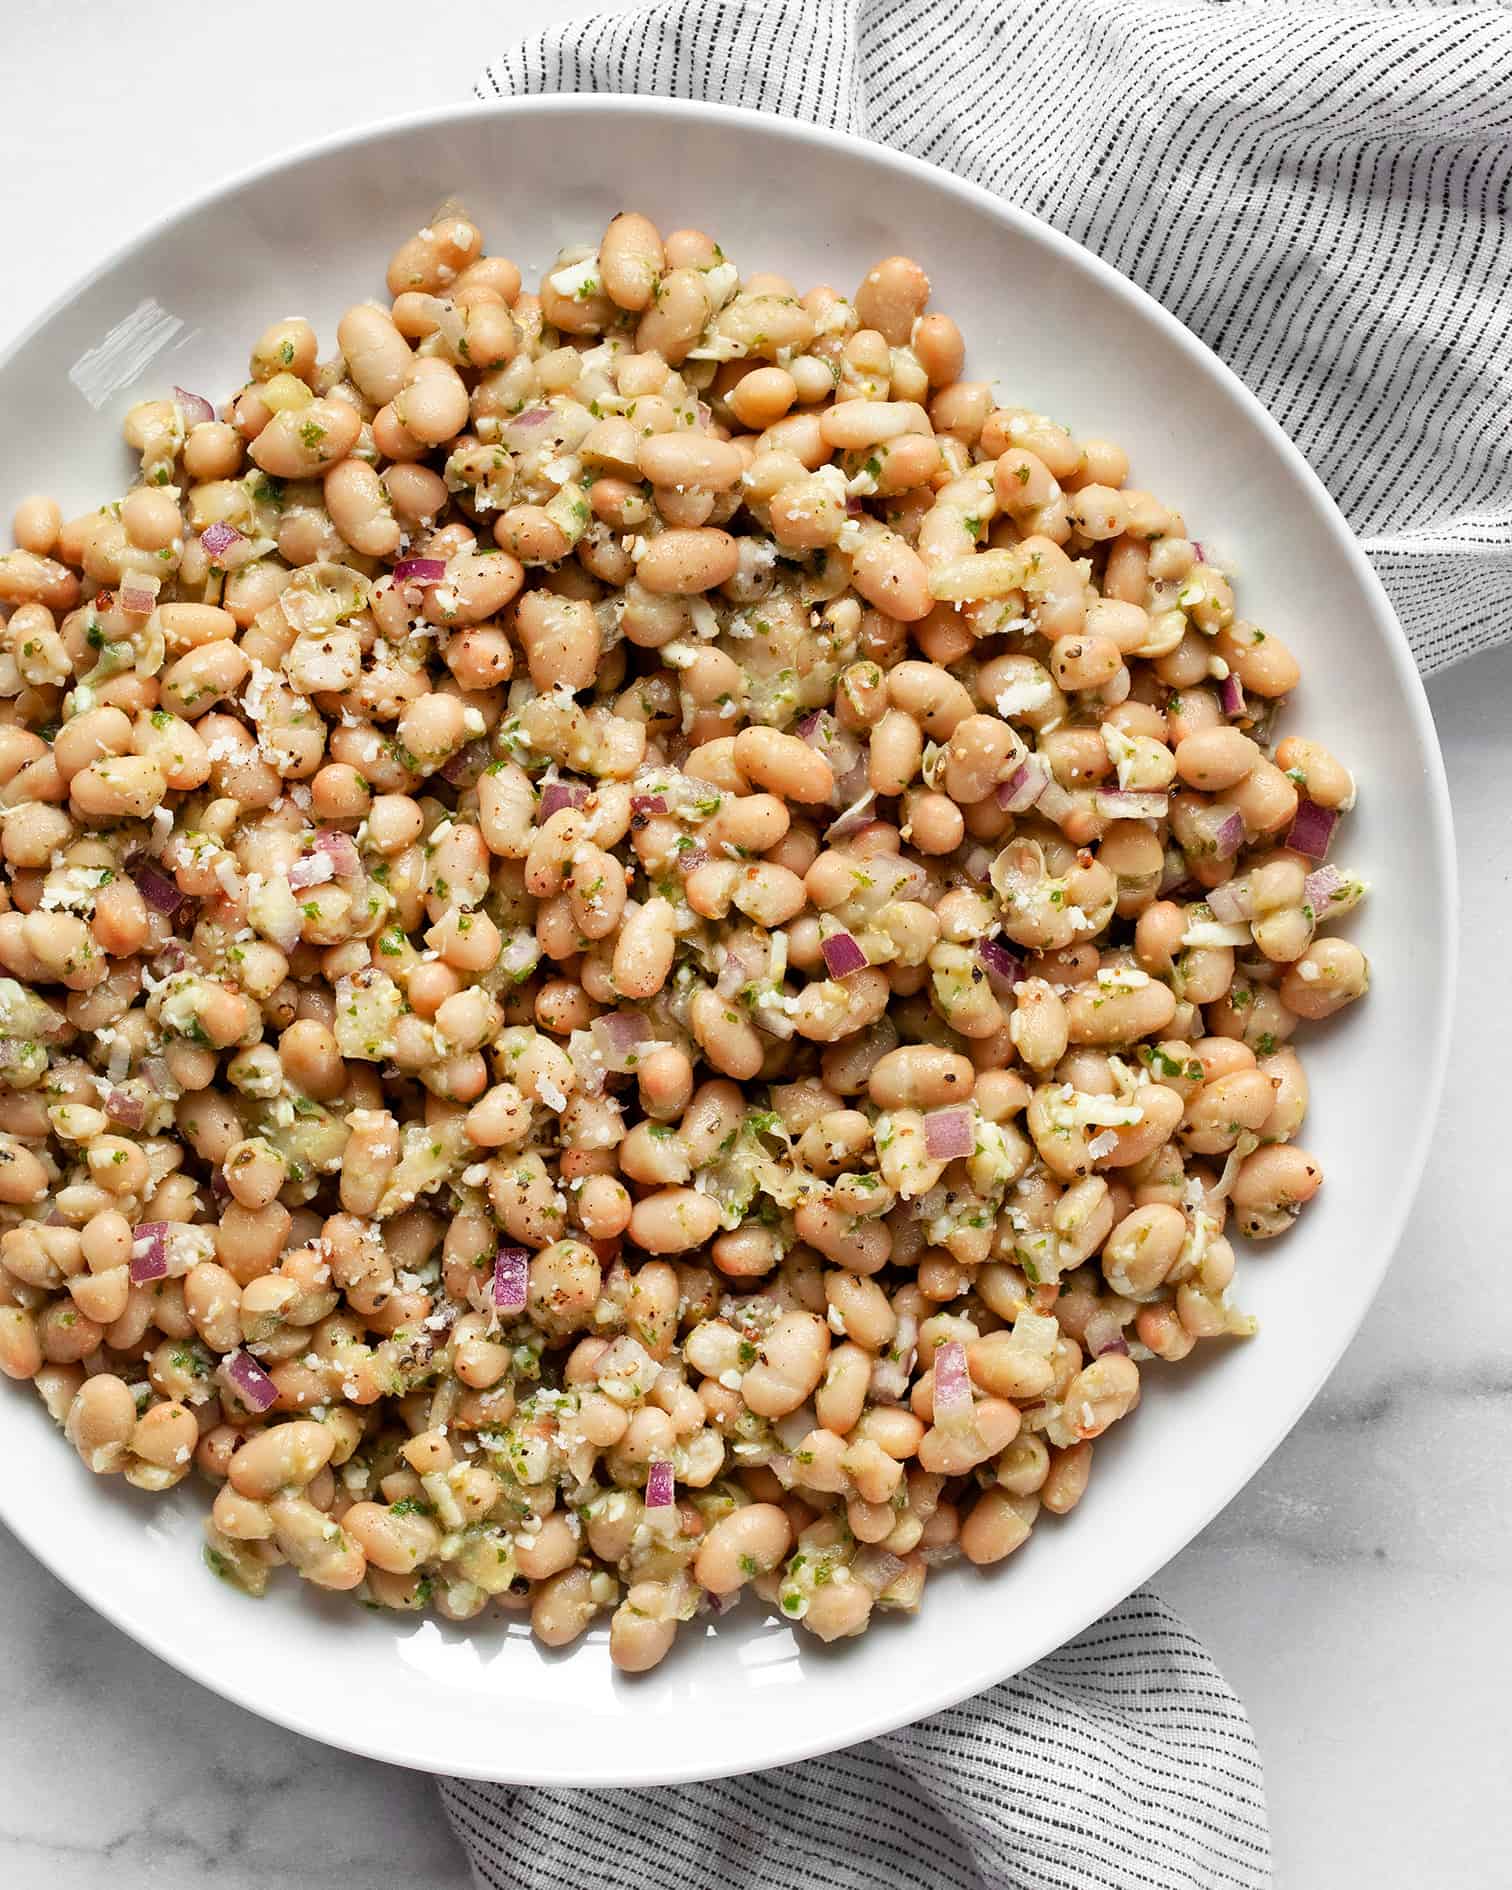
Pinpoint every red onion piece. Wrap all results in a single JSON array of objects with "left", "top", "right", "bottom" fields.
[
  {"left": 1094, "top": 788, "right": 1169, "bottom": 821},
  {"left": 996, "top": 754, "right": 1050, "bottom": 815},
  {"left": 1191, "top": 806, "right": 1246, "bottom": 862},
  {"left": 852, "top": 1546, "right": 906, "bottom": 1597},
  {"left": 1206, "top": 878, "right": 1253, "bottom": 925},
  {"left": 132, "top": 864, "right": 183, "bottom": 915},
  {"left": 796, "top": 708, "right": 835, "bottom": 747},
  {"left": 716, "top": 939, "right": 762, "bottom": 998},
  {"left": 676, "top": 844, "right": 708, "bottom": 877},
  {"left": 590, "top": 1011, "right": 653, "bottom": 1072},
  {"left": 316, "top": 829, "right": 361, "bottom": 876},
  {"left": 104, "top": 1088, "right": 146, "bottom": 1130},
  {"left": 645, "top": 1459, "right": 675, "bottom": 1509},
  {"left": 200, "top": 521, "right": 244, "bottom": 562},
  {"left": 1219, "top": 672, "right": 1246, "bottom": 719},
  {"left": 440, "top": 739, "right": 489, "bottom": 787},
  {"left": 1285, "top": 797, "right": 1338, "bottom": 860},
  {"left": 1084, "top": 1307, "right": 1131, "bottom": 1358},
  {"left": 1190, "top": 540, "right": 1206, "bottom": 564},
  {"left": 221, "top": 1350, "right": 278, "bottom": 1413},
  {"left": 977, "top": 937, "right": 1024, "bottom": 991},
  {"left": 141, "top": 1054, "right": 173, "bottom": 1093},
  {"left": 174, "top": 386, "right": 215, "bottom": 427},
  {"left": 1158, "top": 846, "right": 1189, "bottom": 897},
  {"left": 932, "top": 1339, "right": 973, "bottom": 1434},
  {"left": 820, "top": 930, "right": 868, "bottom": 979},
  {"left": 287, "top": 851, "right": 335, "bottom": 891},
  {"left": 492, "top": 1244, "right": 530, "bottom": 1314},
  {"left": 1303, "top": 864, "right": 1344, "bottom": 910},
  {"left": 393, "top": 557, "right": 447, "bottom": 587},
  {"left": 844, "top": 496, "right": 866, "bottom": 517},
  {"left": 824, "top": 790, "right": 876, "bottom": 844},
  {"left": 129, "top": 1223, "right": 169, "bottom": 1285},
  {"left": 539, "top": 781, "right": 589, "bottom": 822},
  {"left": 119, "top": 578, "right": 161, "bottom": 616},
  {"left": 210, "top": 1166, "right": 232, "bottom": 1206},
  {"left": 923, "top": 1106, "right": 974, "bottom": 1162},
  {"left": 630, "top": 793, "right": 668, "bottom": 815},
  {"left": 510, "top": 405, "right": 554, "bottom": 429}
]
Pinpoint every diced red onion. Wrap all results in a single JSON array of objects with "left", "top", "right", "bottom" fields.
[
  {"left": 1158, "top": 845, "right": 1189, "bottom": 897},
  {"left": 1285, "top": 797, "right": 1338, "bottom": 860},
  {"left": 1094, "top": 788, "right": 1169, "bottom": 821},
  {"left": 1084, "top": 1308, "right": 1130, "bottom": 1358},
  {"left": 287, "top": 851, "right": 335, "bottom": 891},
  {"left": 645, "top": 1459, "right": 675, "bottom": 1509},
  {"left": 129, "top": 1223, "right": 169, "bottom": 1284},
  {"left": 174, "top": 386, "right": 215, "bottom": 427},
  {"left": 539, "top": 781, "right": 589, "bottom": 822},
  {"left": 824, "top": 791, "right": 876, "bottom": 844},
  {"left": 221, "top": 1350, "right": 278, "bottom": 1414},
  {"left": 210, "top": 1166, "right": 232, "bottom": 1206},
  {"left": 796, "top": 708, "right": 834, "bottom": 746},
  {"left": 851, "top": 1547, "right": 906, "bottom": 1597},
  {"left": 1193, "top": 806, "right": 1246, "bottom": 862},
  {"left": 1219, "top": 672, "right": 1246, "bottom": 719},
  {"left": 1190, "top": 540, "right": 1206, "bottom": 564},
  {"left": 996, "top": 754, "right": 1050, "bottom": 814},
  {"left": 821, "top": 930, "right": 868, "bottom": 979},
  {"left": 1303, "top": 864, "right": 1344, "bottom": 909},
  {"left": 978, "top": 937, "right": 1024, "bottom": 991},
  {"left": 676, "top": 844, "right": 708, "bottom": 877},
  {"left": 510, "top": 405, "right": 554, "bottom": 429},
  {"left": 315, "top": 829, "right": 361, "bottom": 876},
  {"left": 705, "top": 1587, "right": 741, "bottom": 1617},
  {"left": 830, "top": 754, "right": 869, "bottom": 809},
  {"left": 200, "top": 521, "right": 244, "bottom": 562},
  {"left": 630, "top": 794, "right": 667, "bottom": 815},
  {"left": 132, "top": 864, "right": 183, "bottom": 914},
  {"left": 142, "top": 1054, "right": 173, "bottom": 1092},
  {"left": 932, "top": 1339, "right": 973, "bottom": 1434},
  {"left": 1206, "top": 878, "right": 1253, "bottom": 925},
  {"left": 716, "top": 940, "right": 762, "bottom": 998},
  {"left": 105, "top": 1088, "right": 146, "bottom": 1130},
  {"left": 923, "top": 1107, "right": 973, "bottom": 1162},
  {"left": 590, "top": 1011, "right": 653, "bottom": 1072},
  {"left": 119, "top": 577, "right": 161, "bottom": 616},
  {"left": 492, "top": 1244, "right": 529, "bottom": 1314},
  {"left": 392, "top": 557, "right": 447, "bottom": 587},
  {"left": 845, "top": 496, "right": 866, "bottom": 517},
  {"left": 440, "top": 739, "right": 489, "bottom": 787}
]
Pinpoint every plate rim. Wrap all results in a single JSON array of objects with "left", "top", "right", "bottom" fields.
[{"left": 0, "top": 90, "right": 1458, "bottom": 1786}]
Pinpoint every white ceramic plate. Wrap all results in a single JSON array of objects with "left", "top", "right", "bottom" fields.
[{"left": 0, "top": 96, "right": 1454, "bottom": 1786}]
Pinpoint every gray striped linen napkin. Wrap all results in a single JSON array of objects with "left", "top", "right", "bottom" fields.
[{"left": 448, "top": 2, "right": 1512, "bottom": 1882}]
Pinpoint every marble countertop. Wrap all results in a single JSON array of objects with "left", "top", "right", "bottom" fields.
[{"left": 1, "top": 8, "right": 1506, "bottom": 1884}]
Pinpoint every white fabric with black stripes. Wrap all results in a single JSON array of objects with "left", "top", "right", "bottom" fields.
[
  {"left": 442, "top": 1589, "right": 1270, "bottom": 1889},
  {"left": 477, "top": 0, "right": 1512, "bottom": 675},
  {"left": 445, "top": 2, "right": 1512, "bottom": 1881}
]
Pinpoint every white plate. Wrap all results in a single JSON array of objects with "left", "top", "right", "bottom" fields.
[{"left": 0, "top": 96, "right": 1454, "bottom": 1786}]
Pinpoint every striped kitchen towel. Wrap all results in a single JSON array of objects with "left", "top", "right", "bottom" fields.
[{"left": 444, "top": 1590, "right": 1271, "bottom": 1890}]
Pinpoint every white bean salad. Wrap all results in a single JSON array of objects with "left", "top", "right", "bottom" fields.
[{"left": 0, "top": 207, "right": 1370, "bottom": 1670}]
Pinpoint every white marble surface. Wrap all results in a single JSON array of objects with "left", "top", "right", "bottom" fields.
[{"left": 0, "top": 7, "right": 1506, "bottom": 1885}]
